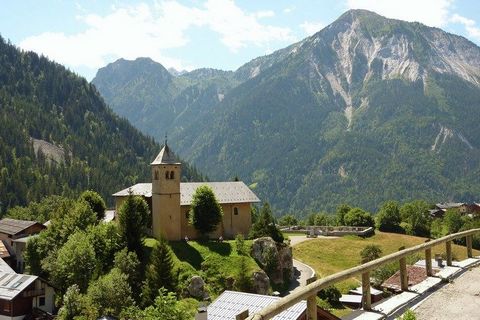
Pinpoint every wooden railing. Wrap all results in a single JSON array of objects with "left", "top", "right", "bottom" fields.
[{"left": 241, "top": 228, "right": 480, "bottom": 320}]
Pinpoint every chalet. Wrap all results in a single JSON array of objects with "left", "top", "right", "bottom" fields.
[
  {"left": 0, "top": 219, "right": 45, "bottom": 245},
  {"left": 113, "top": 142, "right": 260, "bottom": 241},
  {"left": 0, "top": 259, "right": 55, "bottom": 319},
  {"left": 203, "top": 290, "right": 338, "bottom": 320}
]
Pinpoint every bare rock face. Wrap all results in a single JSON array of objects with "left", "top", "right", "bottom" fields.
[
  {"left": 252, "top": 270, "right": 270, "bottom": 295},
  {"left": 251, "top": 237, "right": 294, "bottom": 286},
  {"left": 187, "top": 276, "right": 209, "bottom": 299}
]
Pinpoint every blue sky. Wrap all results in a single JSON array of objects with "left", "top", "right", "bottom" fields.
[{"left": 1, "top": 0, "right": 480, "bottom": 80}]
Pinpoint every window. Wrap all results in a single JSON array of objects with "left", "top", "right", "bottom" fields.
[
  {"left": 154, "top": 170, "right": 159, "bottom": 180},
  {"left": 234, "top": 207, "right": 239, "bottom": 215},
  {"left": 170, "top": 171, "right": 175, "bottom": 179},
  {"left": 39, "top": 296, "right": 45, "bottom": 306},
  {"left": 165, "top": 171, "right": 169, "bottom": 179}
]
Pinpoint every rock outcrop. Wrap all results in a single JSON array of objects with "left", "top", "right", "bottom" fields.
[
  {"left": 251, "top": 237, "right": 294, "bottom": 286},
  {"left": 252, "top": 270, "right": 270, "bottom": 295},
  {"left": 187, "top": 276, "right": 209, "bottom": 299}
]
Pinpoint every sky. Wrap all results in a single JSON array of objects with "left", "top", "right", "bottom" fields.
[{"left": 1, "top": 0, "right": 480, "bottom": 81}]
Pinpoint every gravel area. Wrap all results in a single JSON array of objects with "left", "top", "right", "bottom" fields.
[{"left": 414, "top": 266, "right": 480, "bottom": 320}]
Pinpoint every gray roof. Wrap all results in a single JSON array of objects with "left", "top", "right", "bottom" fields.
[
  {"left": 207, "top": 290, "right": 307, "bottom": 320},
  {"left": 103, "top": 210, "right": 116, "bottom": 223},
  {"left": 0, "top": 218, "right": 44, "bottom": 236},
  {"left": 113, "top": 182, "right": 260, "bottom": 205},
  {"left": 0, "top": 259, "right": 36, "bottom": 301},
  {"left": 151, "top": 144, "right": 180, "bottom": 165}
]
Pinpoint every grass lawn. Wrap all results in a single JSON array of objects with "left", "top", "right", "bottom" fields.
[
  {"left": 143, "top": 238, "right": 261, "bottom": 299},
  {"left": 293, "top": 232, "right": 480, "bottom": 317},
  {"left": 293, "top": 231, "right": 480, "bottom": 292}
]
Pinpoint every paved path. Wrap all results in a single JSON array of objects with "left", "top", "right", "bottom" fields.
[{"left": 413, "top": 266, "right": 480, "bottom": 320}]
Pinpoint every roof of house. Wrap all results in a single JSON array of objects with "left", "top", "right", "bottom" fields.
[
  {"left": 207, "top": 290, "right": 307, "bottom": 320},
  {"left": 0, "top": 218, "right": 45, "bottom": 236},
  {"left": 113, "top": 182, "right": 260, "bottom": 205},
  {"left": 0, "top": 241, "right": 11, "bottom": 259},
  {"left": 381, "top": 265, "right": 437, "bottom": 292},
  {"left": 0, "top": 259, "right": 36, "bottom": 301},
  {"left": 151, "top": 144, "right": 180, "bottom": 165}
]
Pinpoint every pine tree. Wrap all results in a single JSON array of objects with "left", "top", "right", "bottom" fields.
[{"left": 141, "top": 238, "right": 176, "bottom": 307}]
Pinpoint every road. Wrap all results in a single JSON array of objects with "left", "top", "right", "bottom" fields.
[{"left": 413, "top": 266, "right": 480, "bottom": 320}]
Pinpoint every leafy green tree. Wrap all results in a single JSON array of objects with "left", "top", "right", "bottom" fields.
[
  {"left": 400, "top": 200, "right": 431, "bottom": 237},
  {"left": 60, "top": 199, "right": 98, "bottom": 241},
  {"left": 317, "top": 286, "right": 341, "bottom": 303},
  {"left": 360, "top": 245, "right": 382, "bottom": 263},
  {"left": 86, "top": 268, "right": 135, "bottom": 318},
  {"left": 249, "top": 202, "right": 284, "bottom": 243},
  {"left": 114, "top": 248, "right": 141, "bottom": 297},
  {"left": 344, "top": 208, "right": 375, "bottom": 227},
  {"left": 6, "top": 195, "right": 73, "bottom": 223},
  {"left": 141, "top": 238, "right": 176, "bottom": 307},
  {"left": 47, "top": 231, "right": 96, "bottom": 293},
  {"left": 118, "top": 194, "right": 150, "bottom": 261},
  {"left": 189, "top": 185, "right": 223, "bottom": 236},
  {"left": 442, "top": 209, "right": 463, "bottom": 235},
  {"left": 57, "top": 284, "right": 84, "bottom": 320},
  {"left": 122, "top": 288, "right": 191, "bottom": 320},
  {"left": 79, "top": 190, "right": 106, "bottom": 221},
  {"left": 314, "top": 212, "right": 329, "bottom": 226},
  {"left": 86, "top": 223, "right": 124, "bottom": 273},
  {"left": 278, "top": 214, "right": 298, "bottom": 226},
  {"left": 376, "top": 201, "right": 402, "bottom": 232},
  {"left": 336, "top": 204, "right": 351, "bottom": 225}
]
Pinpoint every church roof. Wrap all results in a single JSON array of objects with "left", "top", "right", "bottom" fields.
[
  {"left": 112, "top": 182, "right": 260, "bottom": 205},
  {"left": 151, "top": 143, "right": 180, "bottom": 165}
]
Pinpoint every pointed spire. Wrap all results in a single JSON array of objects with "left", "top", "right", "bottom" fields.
[{"left": 151, "top": 138, "right": 180, "bottom": 165}]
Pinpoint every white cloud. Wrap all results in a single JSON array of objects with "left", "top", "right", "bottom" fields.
[
  {"left": 283, "top": 6, "right": 295, "bottom": 14},
  {"left": 346, "top": 0, "right": 453, "bottom": 27},
  {"left": 19, "top": 1, "right": 292, "bottom": 74},
  {"left": 450, "top": 14, "right": 480, "bottom": 40},
  {"left": 300, "top": 21, "right": 325, "bottom": 36}
]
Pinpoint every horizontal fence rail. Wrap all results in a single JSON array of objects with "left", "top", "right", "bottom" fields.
[{"left": 244, "top": 228, "right": 480, "bottom": 320}]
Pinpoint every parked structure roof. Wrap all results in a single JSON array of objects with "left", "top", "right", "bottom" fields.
[
  {"left": 113, "top": 182, "right": 260, "bottom": 205},
  {"left": 0, "top": 259, "right": 36, "bottom": 300},
  {"left": 207, "top": 290, "right": 307, "bottom": 320},
  {"left": 0, "top": 218, "right": 44, "bottom": 236},
  {"left": 435, "top": 202, "right": 466, "bottom": 209}
]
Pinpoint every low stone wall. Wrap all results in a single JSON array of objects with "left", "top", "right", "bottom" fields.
[{"left": 283, "top": 226, "right": 374, "bottom": 237}]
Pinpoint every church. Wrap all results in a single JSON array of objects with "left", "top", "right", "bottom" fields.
[{"left": 112, "top": 142, "right": 260, "bottom": 241}]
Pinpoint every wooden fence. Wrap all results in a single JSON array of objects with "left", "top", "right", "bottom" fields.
[{"left": 239, "top": 228, "right": 480, "bottom": 320}]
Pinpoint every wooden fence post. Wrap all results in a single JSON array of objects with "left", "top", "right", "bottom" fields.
[
  {"left": 399, "top": 257, "right": 408, "bottom": 291},
  {"left": 306, "top": 276, "right": 317, "bottom": 320},
  {"left": 466, "top": 235, "right": 473, "bottom": 258},
  {"left": 361, "top": 272, "right": 371, "bottom": 310},
  {"left": 425, "top": 248, "right": 432, "bottom": 276},
  {"left": 446, "top": 241, "right": 452, "bottom": 266}
]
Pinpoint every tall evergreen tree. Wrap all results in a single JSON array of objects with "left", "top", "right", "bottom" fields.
[
  {"left": 249, "top": 202, "right": 284, "bottom": 243},
  {"left": 118, "top": 194, "right": 150, "bottom": 261},
  {"left": 141, "top": 238, "right": 176, "bottom": 307}
]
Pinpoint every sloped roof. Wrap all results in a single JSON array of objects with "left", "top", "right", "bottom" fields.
[
  {"left": 113, "top": 182, "right": 260, "bottom": 205},
  {"left": 0, "top": 218, "right": 45, "bottom": 236},
  {"left": 0, "top": 259, "right": 36, "bottom": 301},
  {"left": 207, "top": 290, "right": 306, "bottom": 320},
  {"left": 151, "top": 144, "right": 180, "bottom": 165}
]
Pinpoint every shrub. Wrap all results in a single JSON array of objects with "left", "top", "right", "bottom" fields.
[{"left": 360, "top": 245, "right": 382, "bottom": 263}]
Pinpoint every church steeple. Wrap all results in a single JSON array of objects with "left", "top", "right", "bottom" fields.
[{"left": 151, "top": 139, "right": 180, "bottom": 165}]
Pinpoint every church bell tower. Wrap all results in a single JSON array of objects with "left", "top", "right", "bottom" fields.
[{"left": 151, "top": 140, "right": 182, "bottom": 240}]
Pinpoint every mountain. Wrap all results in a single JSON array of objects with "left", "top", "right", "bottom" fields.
[
  {"left": 92, "top": 10, "right": 480, "bottom": 214},
  {"left": 0, "top": 36, "right": 203, "bottom": 214}
]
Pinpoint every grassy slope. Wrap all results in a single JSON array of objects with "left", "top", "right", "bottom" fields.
[
  {"left": 293, "top": 232, "right": 479, "bottom": 291},
  {"left": 145, "top": 238, "right": 261, "bottom": 297}
]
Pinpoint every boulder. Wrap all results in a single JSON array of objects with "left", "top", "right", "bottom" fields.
[
  {"left": 251, "top": 237, "right": 294, "bottom": 286},
  {"left": 252, "top": 270, "right": 270, "bottom": 295},
  {"left": 187, "top": 276, "right": 209, "bottom": 299}
]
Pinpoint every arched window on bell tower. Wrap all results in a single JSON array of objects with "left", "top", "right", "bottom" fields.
[
  {"left": 165, "top": 171, "right": 169, "bottom": 179},
  {"left": 154, "top": 170, "right": 159, "bottom": 180},
  {"left": 170, "top": 171, "right": 175, "bottom": 179}
]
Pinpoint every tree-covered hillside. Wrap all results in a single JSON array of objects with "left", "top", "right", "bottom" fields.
[
  {"left": 93, "top": 10, "right": 480, "bottom": 214},
  {"left": 0, "top": 36, "right": 203, "bottom": 213}
]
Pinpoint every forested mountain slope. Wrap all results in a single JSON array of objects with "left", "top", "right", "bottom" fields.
[
  {"left": 0, "top": 36, "right": 202, "bottom": 213},
  {"left": 93, "top": 10, "right": 480, "bottom": 214}
]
